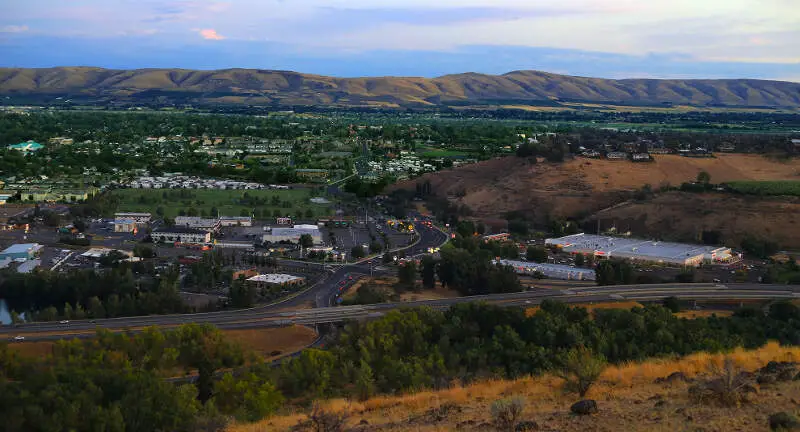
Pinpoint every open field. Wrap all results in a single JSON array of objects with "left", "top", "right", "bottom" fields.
[
  {"left": 230, "top": 342, "right": 800, "bottom": 432},
  {"left": 343, "top": 276, "right": 460, "bottom": 303},
  {"left": 110, "top": 188, "right": 333, "bottom": 219}
]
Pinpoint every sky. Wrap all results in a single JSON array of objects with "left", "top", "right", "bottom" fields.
[{"left": 1, "top": 0, "right": 799, "bottom": 81}]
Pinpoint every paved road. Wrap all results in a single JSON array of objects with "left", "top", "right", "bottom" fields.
[{"left": 4, "top": 282, "right": 798, "bottom": 341}]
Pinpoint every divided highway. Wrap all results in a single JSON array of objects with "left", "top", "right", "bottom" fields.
[{"left": 2, "top": 220, "right": 798, "bottom": 342}]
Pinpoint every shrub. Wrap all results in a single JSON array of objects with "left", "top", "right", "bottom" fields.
[
  {"left": 309, "top": 402, "right": 350, "bottom": 432},
  {"left": 490, "top": 397, "right": 525, "bottom": 432},
  {"left": 688, "top": 358, "right": 757, "bottom": 407},
  {"left": 557, "top": 346, "right": 607, "bottom": 397}
]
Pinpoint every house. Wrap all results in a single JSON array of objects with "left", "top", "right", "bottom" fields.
[
  {"left": 48, "top": 137, "right": 74, "bottom": 146},
  {"left": 606, "top": 152, "right": 628, "bottom": 160},
  {"left": 0, "top": 243, "right": 43, "bottom": 261},
  {"left": 632, "top": 153, "right": 651, "bottom": 161},
  {"left": 7, "top": 140, "right": 44, "bottom": 154},
  {"left": 151, "top": 227, "right": 211, "bottom": 244}
]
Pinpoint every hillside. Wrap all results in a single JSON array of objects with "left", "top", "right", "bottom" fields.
[
  {"left": 1, "top": 67, "right": 800, "bottom": 108},
  {"left": 392, "top": 154, "right": 800, "bottom": 246},
  {"left": 230, "top": 342, "right": 800, "bottom": 431}
]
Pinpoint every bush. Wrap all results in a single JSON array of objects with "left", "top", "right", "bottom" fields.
[
  {"left": 490, "top": 397, "right": 525, "bottom": 432},
  {"left": 688, "top": 358, "right": 756, "bottom": 407},
  {"left": 557, "top": 347, "right": 607, "bottom": 397},
  {"left": 309, "top": 402, "right": 350, "bottom": 432}
]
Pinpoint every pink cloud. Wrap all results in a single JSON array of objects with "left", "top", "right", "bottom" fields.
[
  {"left": 199, "top": 28, "right": 225, "bottom": 40},
  {"left": 0, "top": 25, "right": 29, "bottom": 33}
]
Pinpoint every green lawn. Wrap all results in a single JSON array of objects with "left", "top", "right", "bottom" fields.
[
  {"left": 725, "top": 180, "right": 800, "bottom": 197},
  {"left": 110, "top": 188, "right": 334, "bottom": 219}
]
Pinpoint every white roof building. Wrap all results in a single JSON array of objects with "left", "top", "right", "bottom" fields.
[{"left": 246, "top": 274, "right": 305, "bottom": 285}]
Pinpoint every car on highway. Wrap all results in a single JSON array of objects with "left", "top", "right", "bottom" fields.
[
  {"left": 13, "top": 336, "right": 25, "bottom": 341},
  {"left": 59, "top": 320, "right": 69, "bottom": 324}
]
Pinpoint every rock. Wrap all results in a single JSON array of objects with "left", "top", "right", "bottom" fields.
[
  {"left": 794, "top": 372, "right": 800, "bottom": 381},
  {"left": 359, "top": 419, "right": 369, "bottom": 425},
  {"left": 515, "top": 420, "right": 539, "bottom": 431},
  {"left": 758, "top": 374, "right": 778, "bottom": 385},
  {"left": 769, "top": 412, "right": 800, "bottom": 431},
  {"left": 654, "top": 400, "right": 667, "bottom": 408},
  {"left": 778, "top": 369, "right": 796, "bottom": 381},
  {"left": 570, "top": 400, "right": 598, "bottom": 415},
  {"left": 655, "top": 371, "right": 690, "bottom": 384},
  {"left": 760, "top": 361, "right": 797, "bottom": 376}
]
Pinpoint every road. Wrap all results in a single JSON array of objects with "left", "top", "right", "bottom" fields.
[{"left": 4, "top": 282, "right": 798, "bottom": 341}]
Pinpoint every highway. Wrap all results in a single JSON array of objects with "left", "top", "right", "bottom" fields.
[
  {"left": 3, "top": 219, "right": 799, "bottom": 342},
  {"left": 4, "top": 281, "right": 798, "bottom": 341}
]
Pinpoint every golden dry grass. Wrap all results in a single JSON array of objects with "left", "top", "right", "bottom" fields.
[
  {"left": 6, "top": 340, "right": 55, "bottom": 357},
  {"left": 229, "top": 342, "right": 800, "bottom": 432},
  {"left": 224, "top": 326, "right": 318, "bottom": 361},
  {"left": 674, "top": 310, "right": 735, "bottom": 319}
]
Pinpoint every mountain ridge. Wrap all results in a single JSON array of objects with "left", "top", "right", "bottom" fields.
[{"left": 1, "top": 66, "right": 799, "bottom": 108}]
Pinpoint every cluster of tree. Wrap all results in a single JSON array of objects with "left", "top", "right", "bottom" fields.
[
  {"left": 274, "top": 300, "right": 800, "bottom": 401},
  {"left": 0, "top": 265, "right": 188, "bottom": 322},
  {"left": 0, "top": 324, "right": 283, "bottom": 431},
  {"left": 761, "top": 259, "right": 800, "bottom": 284},
  {"left": 433, "top": 240, "right": 523, "bottom": 296}
]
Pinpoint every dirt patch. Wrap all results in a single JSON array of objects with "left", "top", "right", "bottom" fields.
[
  {"left": 399, "top": 284, "right": 460, "bottom": 302},
  {"left": 7, "top": 340, "right": 55, "bottom": 357},
  {"left": 675, "top": 310, "right": 735, "bottom": 319},
  {"left": 224, "top": 326, "right": 318, "bottom": 361}
]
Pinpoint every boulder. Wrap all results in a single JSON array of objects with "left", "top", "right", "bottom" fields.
[
  {"left": 570, "top": 400, "right": 598, "bottom": 415},
  {"left": 515, "top": 420, "right": 539, "bottom": 431},
  {"left": 768, "top": 412, "right": 800, "bottom": 431}
]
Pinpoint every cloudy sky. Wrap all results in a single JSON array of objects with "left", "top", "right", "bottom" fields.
[{"left": 1, "top": 0, "right": 799, "bottom": 80}]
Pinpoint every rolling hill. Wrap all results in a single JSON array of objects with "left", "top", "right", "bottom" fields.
[{"left": 1, "top": 67, "right": 799, "bottom": 108}]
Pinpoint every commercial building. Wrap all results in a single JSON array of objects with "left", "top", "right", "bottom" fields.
[
  {"left": 545, "top": 233, "right": 733, "bottom": 266},
  {"left": 114, "top": 212, "right": 152, "bottom": 224},
  {"left": 113, "top": 219, "right": 137, "bottom": 233},
  {"left": 494, "top": 259, "right": 596, "bottom": 281},
  {"left": 246, "top": 273, "right": 306, "bottom": 289},
  {"left": 263, "top": 224, "right": 322, "bottom": 244},
  {"left": 0, "top": 243, "right": 44, "bottom": 261},
  {"left": 16, "top": 259, "right": 41, "bottom": 274},
  {"left": 151, "top": 227, "right": 211, "bottom": 244},
  {"left": 0, "top": 194, "right": 11, "bottom": 205},
  {"left": 174, "top": 216, "right": 220, "bottom": 232},
  {"left": 218, "top": 216, "right": 253, "bottom": 227},
  {"left": 81, "top": 248, "right": 135, "bottom": 259}
]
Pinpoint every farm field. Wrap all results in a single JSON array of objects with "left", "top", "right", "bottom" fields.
[{"left": 109, "top": 188, "right": 334, "bottom": 219}]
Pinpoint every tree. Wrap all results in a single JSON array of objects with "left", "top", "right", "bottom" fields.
[
  {"left": 697, "top": 170, "right": 711, "bottom": 184},
  {"left": 557, "top": 346, "right": 607, "bottom": 398},
  {"left": 420, "top": 256, "right": 437, "bottom": 289},
  {"left": 574, "top": 253, "right": 585, "bottom": 267},
  {"left": 213, "top": 372, "right": 284, "bottom": 422},
  {"left": 526, "top": 246, "right": 547, "bottom": 263},
  {"left": 299, "top": 233, "right": 315, "bottom": 249},
  {"left": 172, "top": 324, "right": 245, "bottom": 404},
  {"left": 133, "top": 244, "right": 155, "bottom": 258},
  {"left": 662, "top": 296, "right": 682, "bottom": 313},
  {"left": 369, "top": 241, "right": 383, "bottom": 254},
  {"left": 88, "top": 296, "right": 106, "bottom": 319},
  {"left": 354, "top": 360, "right": 376, "bottom": 401},
  {"left": 350, "top": 246, "right": 365, "bottom": 260},
  {"left": 398, "top": 261, "right": 418, "bottom": 288}
]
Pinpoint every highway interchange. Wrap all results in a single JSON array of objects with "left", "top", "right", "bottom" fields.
[{"left": 2, "top": 221, "right": 799, "bottom": 342}]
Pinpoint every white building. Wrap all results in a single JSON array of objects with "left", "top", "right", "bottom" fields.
[
  {"left": 114, "top": 212, "right": 152, "bottom": 224},
  {"left": 494, "top": 259, "right": 596, "bottom": 281},
  {"left": 263, "top": 225, "right": 322, "bottom": 244},
  {"left": 113, "top": 219, "right": 137, "bottom": 233},
  {"left": 246, "top": 273, "right": 306, "bottom": 288},
  {"left": 546, "top": 233, "right": 733, "bottom": 266},
  {"left": 218, "top": 216, "right": 253, "bottom": 227},
  {"left": 174, "top": 216, "right": 221, "bottom": 232},
  {"left": 151, "top": 227, "right": 211, "bottom": 244}
]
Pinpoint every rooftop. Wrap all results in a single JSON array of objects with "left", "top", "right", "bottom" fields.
[
  {"left": 154, "top": 227, "right": 208, "bottom": 234},
  {"left": 1, "top": 243, "right": 43, "bottom": 255},
  {"left": 247, "top": 273, "right": 305, "bottom": 284},
  {"left": 115, "top": 212, "right": 152, "bottom": 217},
  {"left": 546, "top": 234, "right": 728, "bottom": 260}
]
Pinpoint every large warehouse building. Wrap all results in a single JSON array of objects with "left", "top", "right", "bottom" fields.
[
  {"left": 494, "top": 259, "right": 596, "bottom": 281},
  {"left": 545, "top": 233, "right": 733, "bottom": 266},
  {"left": 263, "top": 224, "right": 322, "bottom": 245}
]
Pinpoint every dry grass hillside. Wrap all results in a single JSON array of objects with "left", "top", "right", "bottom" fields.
[
  {"left": 2, "top": 67, "right": 800, "bottom": 108},
  {"left": 393, "top": 154, "right": 800, "bottom": 221},
  {"left": 229, "top": 342, "right": 800, "bottom": 431},
  {"left": 595, "top": 192, "right": 800, "bottom": 249}
]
